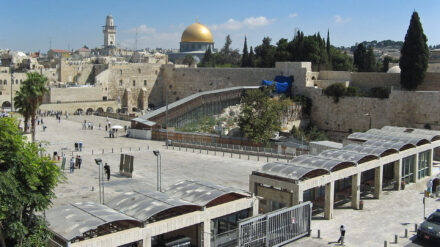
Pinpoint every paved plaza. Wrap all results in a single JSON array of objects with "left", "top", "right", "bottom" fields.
[{"left": 35, "top": 115, "right": 440, "bottom": 246}]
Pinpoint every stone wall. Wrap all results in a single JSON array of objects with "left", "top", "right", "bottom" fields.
[
  {"left": 59, "top": 61, "right": 98, "bottom": 83},
  {"left": 418, "top": 73, "right": 440, "bottom": 91},
  {"left": 161, "top": 66, "right": 282, "bottom": 104},
  {"left": 47, "top": 87, "right": 104, "bottom": 103},
  {"left": 304, "top": 88, "right": 440, "bottom": 142},
  {"left": 39, "top": 100, "right": 118, "bottom": 114}
]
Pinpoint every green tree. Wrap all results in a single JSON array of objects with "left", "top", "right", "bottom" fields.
[
  {"left": 326, "top": 29, "right": 331, "bottom": 62},
  {"left": 275, "top": 38, "right": 290, "bottom": 62},
  {"left": 239, "top": 87, "right": 290, "bottom": 144},
  {"left": 365, "top": 47, "right": 377, "bottom": 72},
  {"left": 241, "top": 36, "right": 249, "bottom": 67},
  {"left": 0, "top": 117, "right": 62, "bottom": 247},
  {"left": 381, "top": 56, "right": 393, "bottom": 72},
  {"left": 331, "top": 48, "right": 352, "bottom": 71},
  {"left": 255, "top": 37, "right": 276, "bottom": 67},
  {"left": 14, "top": 72, "right": 48, "bottom": 142},
  {"left": 400, "top": 11, "right": 429, "bottom": 90},
  {"left": 353, "top": 43, "right": 367, "bottom": 71},
  {"left": 248, "top": 46, "right": 256, "bottom": 67},
  {"left": 201, "top": 47, "right": 213, "bottom": 67},
  {"left": 182, "top": 55, "right": 195, "bottom": 66}
]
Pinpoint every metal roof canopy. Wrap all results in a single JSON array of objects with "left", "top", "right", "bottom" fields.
[
  {"left": 45, "top": 202, "right": 140, "bottom": 242},
  {"left": 255, "top": 162, "right": 330, "bottom": 181},
  {"left": 343, "top": 143, "right": 399, "bottom": 157},
  {"left": 105, "top": 190, "right": 202, "bottom": 223},
  {"left": 380, "top": 126, "right": 440, "bottom": 141},
  {"left": 363, "top": 139, "right": 416, "bottom": 151},
  {"left": 347, "top": 132, "right": 427, "bottom": 146},
  {"left": 164, "top": 180, "right": 248, "bottom": 207},
  {"left": 318, "top": 149, "right": 378, "bottom": 164},
  {"left": 292, "top": 154, "right": 356, "bottom": 171}
]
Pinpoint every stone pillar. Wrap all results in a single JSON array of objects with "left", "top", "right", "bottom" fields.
[
  {"left": 252, "top": 195, "right": 259, "bottom": 216},
  {"left": 428, "top": 149, "right": 434, "bottom": 176},
  {"left": 203, "top": 220, "right": 211, "bottom": 247},
  {"left": 374, "top": 166, "right": 383, "bottom": 199},
  {"left": 413, "top": 154, "right": 419, "bottom": 183},
  {"left": 324, "top": 181, "right": 334, "bottom": 220},
  {"left": 394, "top": 159, "right": 402, "bottom": 190},
  {"left": 248, "top": 175, "right": 257, "bottom": 195},
  {"left": 291, "top": 185, "right": 303, "bottom": 206},
  {"left": 143, "top": 235, "right": 152, "bottom": 247},
  {"left": 351, "top": 173, "right": 361, "bottom": 209}
]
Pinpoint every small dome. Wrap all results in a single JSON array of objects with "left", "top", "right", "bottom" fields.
[
  {"left": 181, "top": 22, "right": 213, "bottom": 43},
  {"left": 387, "top": 66, "right": 401, "bottom": 73}
]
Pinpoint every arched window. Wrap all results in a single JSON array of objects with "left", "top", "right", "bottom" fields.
[
  {"left": 144, "top": 80, "right": 147, "bottom": 86},
  {"left": 138, "top": 68, "right": 141, "bottom": 74},
  {"left": 133, "top": 80, "right": 136, "bottom": 87},
  {"left": 16, "top": 79, "right": 18, "bottom": 84}
]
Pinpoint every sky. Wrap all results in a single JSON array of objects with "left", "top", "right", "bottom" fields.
[{"left": 0, "top": 0, "right": 439, "bottom": 52}]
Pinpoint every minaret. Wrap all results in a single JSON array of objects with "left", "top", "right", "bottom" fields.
[{"left": 103, "top": 15, "right": 116, "bottom": 47}]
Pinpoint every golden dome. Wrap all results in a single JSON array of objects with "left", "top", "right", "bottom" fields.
[{"left": 181, "top": 22, "right": 213, "bottom": 43}]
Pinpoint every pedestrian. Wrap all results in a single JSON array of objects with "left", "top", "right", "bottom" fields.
[
  {"left": 79, "top": 142, "right": 83, "bottom": 152},
  {"left": 74, "top": 142, "right": 78, "bottom": 151},
  {"left": 105, "top": 125, "right": 108, "bottom": 131},
  {"left": 427, "top": 179, "right": 433, "bottom": 195},
  {"left": 104, "top": 163, "right": 110, "bottom": 181},
  {"left": 109, "top": 130, "right": 112, "bottom": 138},
  {"left": 41, "top": 118, "right": 44, "bottom": 124},
  {"left": 99, "top": 123, "right": 101, "bottom": 130},
  {"left": 70, "top": 157, "right": 75, "bottom": 173},
  {"left": 77, "top": 155, "right": 82, "bottom": 169},
  {"left": 337, "top": 225, "right": 346, "bottom": 244},
  {"left": 43, "top": 125, "right": 47, "bottom": 132}
]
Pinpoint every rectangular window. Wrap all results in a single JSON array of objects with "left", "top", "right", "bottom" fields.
[
  {"left": 133, "top": 80, "right": 136, "bottom": 86},
  {"left": 144, "top": 80, "right": 147, "bottom": 86},
  {"left": 402, "top": 155, "right": 415, "bottom": 184},
  {"left": 418, "top": 150, "right": 431, "bottom": 179},
  {"left": 4, "top": 80, "right": 7, "bottom": 85}
]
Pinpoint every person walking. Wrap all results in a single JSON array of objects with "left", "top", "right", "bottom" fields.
[
  {"left": 104, "top": 163, "right": 110, "bottom": 181},
  {"left": 70, "top": 157, "right": 75, "bottom": 173},
  {"left": 337, "top": 225, "right": 346, "bottom": 244},
  {"left": 74, "top": 142, "right": 78, "bottom": 151},
  {"left": 427, "top": 179, "right": 433, "bottom": 196},
  {"left": 79, "top": 142, "right": 83, "bottom": 152},
  {"left": 77, "top": 155, "right": 82, "bottom": 169}
]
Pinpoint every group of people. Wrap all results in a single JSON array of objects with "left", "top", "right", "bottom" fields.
[
  {"left": 69, "top": 155, "right": 82, "bottom": 173},
  {"left": 82, "top": 120, "right": 94, "bottom": 130},
  {"left": 74, "top": 141, "right": 83, "bottom": 151}
]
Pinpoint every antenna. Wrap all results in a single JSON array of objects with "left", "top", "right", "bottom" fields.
[{"left": 135, "top": 27, "right": 138, "bottom": 51}]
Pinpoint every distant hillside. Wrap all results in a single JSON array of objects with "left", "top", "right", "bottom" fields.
[{"left": 350, "top": 40, "right": 403, "bottom": 51}]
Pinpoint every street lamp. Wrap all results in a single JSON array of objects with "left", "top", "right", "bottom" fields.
[
  {"left": 94, "top": 158, "right": 105, "bottom": 204},
  {"left": 10, "top": 65, "right": 15, "bottom": 112},
  {"left": 364, "top": 113, "right": 372, "bottom": 130},
  {"left": 153, "top": 150, "right": 161, "bottom": 192}
]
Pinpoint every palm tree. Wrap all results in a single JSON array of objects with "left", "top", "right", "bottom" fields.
[
  {"left": 14, "top": 89, "right": 32, "bottom": 132},
  {"left": 14, "top": 72, "right": 48, "bottom": 141}
]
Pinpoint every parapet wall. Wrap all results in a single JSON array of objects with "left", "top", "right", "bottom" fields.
[{"left": 48, "top": 87, "right": 104, "bottom": 103}]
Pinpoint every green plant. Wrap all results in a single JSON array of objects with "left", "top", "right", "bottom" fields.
[
  {"left": 369, "top": 87, "right": 390, "bottom": 99},
  {"left": 324, "top": 83, "right": 346, "bottom": 103}
]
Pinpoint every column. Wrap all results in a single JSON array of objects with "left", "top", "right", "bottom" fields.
[
  {"left": 143, "top": 235, "right": 152, "bottom": 247},
  {"left": 428, "top": 149, "right": 434, "bottom": 176},
  {"left": 324, "top": 181, "right": 334, "bottom": 220},
  {"left": 203, "top": 220, "right": 211, "bottom": 247},
  {"left": 374, "top": 166, "right": 383, "bottom": 199},
  {"left": 413, "top": 154, "right": 419, "bottom": 183},
  {"left": 291, "top": 185, "right": 303, "bottom": 206},
  {"left": 252, "top": 195, "right": 259, "bottom": 216},
  {"left": 394, "top": 159, "right": 402, "bottom": 190},
  {"left": 248, "top": 175, "right": 257, "bottom": 194},
  {"left": 351, "top": 173, "right": 361, "bottom": 209}
]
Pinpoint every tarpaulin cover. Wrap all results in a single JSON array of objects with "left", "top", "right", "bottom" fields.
[
  {"left": 274, "top": 76, "right": 293, "bottom": 84},
  {"left": 262, "top": 80, "right": 289, "bottom": 93}
]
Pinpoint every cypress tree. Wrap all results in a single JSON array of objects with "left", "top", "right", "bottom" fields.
[
  {"left": 400, "top": 11, "right": 429, "bottom": 90},
  {"left": 365, "top": 47, "right": 377, "bottom": 72},
  {"left": 241, "top": 36, "right": 249, "bottom": 67},
  {"left": 249, "top": 46, "right": 256, "bottom": 67},
  {"left": 353, "top": 43, "right": 367, "bottom": 71},
  {"left": 201, "top": 46, "right": 213, "bottom": 66},
  {"left": 326, "top": 29, "right": 331, "bottom": 63}
]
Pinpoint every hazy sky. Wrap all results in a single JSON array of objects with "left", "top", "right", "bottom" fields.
[{"left": 1, "top": 0, "right": 439, "bottom": 52}]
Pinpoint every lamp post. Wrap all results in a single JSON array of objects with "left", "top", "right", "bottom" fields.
[
  {"left": 153, "top": 150, "right": 161, "bottom": 192},
  {"left": 165, "top": 83, "right": 169, "bottom": 148},
  {"left": 94, "top": 158, "right": 104, "bottom": 204},
  {"left": 10, "top": 65, "right": 15, "bottom": 112},
  {"left": 364, "top": 113, "right": 372, "bottom": 130}
]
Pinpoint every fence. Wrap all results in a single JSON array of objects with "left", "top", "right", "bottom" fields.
[
  {"left": 95, "top": 112, "right": 137, "bottom": 121},
  {"left": 238, "top": 202, "right": 312, "bottom": 247}
]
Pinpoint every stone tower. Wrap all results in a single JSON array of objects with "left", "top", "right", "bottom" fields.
[{"left": 103, "top": 15, "right": 116, "bottom": 47}]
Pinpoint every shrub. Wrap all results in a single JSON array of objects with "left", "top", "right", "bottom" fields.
[
  {"left": 324, "top": 83, "right": 346, "bottom": 103},
  {"left": 369, "top": 87, "right": 390, "bottom": 99}
]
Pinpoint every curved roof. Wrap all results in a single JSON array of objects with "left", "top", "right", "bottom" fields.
[
  {"left": 164, "top": 180, "right": 247, "bottom": 207},
  {"left": 381, "top": 126, "right": 440, "bottom": 141},
  {"left": 318, "top": 149, "right": 378, "bottom": 164},
  {"left": 255, "top": 162, "right": 330, "bottom": 181},
  {"left": 105, "top": 190, "right": 201, "bottom": 223},
  {"left": 292, "top": 154, "right": 355, "bottom": 171},
  {"left": 366, "top": 129, "right": 431, "bottom": 144},
  {"left": 347, "top": 131, "right": 428, "bottom": 146},
  {"left": 45, "top": 202, "right": 140, "bottom": 241},
  {"left": 363, "top": 139, "right": 415, "bottom": 151},
  {"left": 343, "top": 143, "right": 398, "bottom": 157},
  {"left": 181, "top": 22, "right": 213, "bottom": 43}
]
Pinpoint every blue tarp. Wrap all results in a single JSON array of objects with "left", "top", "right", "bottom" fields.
[{"left": 262, "top": 80, "right": 289, "bottom": 93}]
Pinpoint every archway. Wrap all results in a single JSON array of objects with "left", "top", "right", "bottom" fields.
[
  {"left": 86, "top": 108, "right": 94, "bottom": 115},
  {"left": 96, "top": 107, "right": 104, "bottom": 113},
  {"left": 132, "top": 107, "right": 138, "bottom": 112},
  {"left": 106, "top": 107, "right": 114, "bottom": 113},
  {"left": 2, "top": 101, "right": 11, "bottom": 109},
  {"left": 75, "top": 109, "right": 83, "bottom": 115}
]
